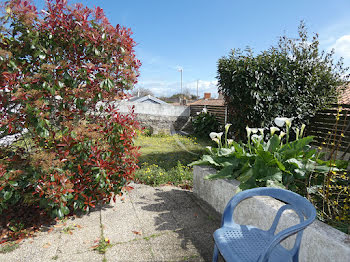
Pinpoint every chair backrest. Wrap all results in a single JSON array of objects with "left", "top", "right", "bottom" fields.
[
  {"left": 222, "top": 187, "right": 316, "bottom": 225},
  {"left": 221, "top": 187, "right": 317, "bottom": 262}
]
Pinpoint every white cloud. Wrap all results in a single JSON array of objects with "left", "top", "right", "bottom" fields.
[
  {"left": 331, "top": 35, "right": 350, "bottom": 60},
  {"left": 183, "top": 80, "right": 219, "bottom": 97}
]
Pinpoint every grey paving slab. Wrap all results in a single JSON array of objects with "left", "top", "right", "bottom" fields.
[
  {"left": 149, "top": 232, "right": 204, "bottom": 262},
  {"left": 0, "top": 183, "right": 222, "bottom": 262},
  {"left": 171, "top": 207, "right": 219, "bottom": 234},
  {"left": 0, "top": 232, "right": 62, "bottom": 262},
  {"left": 54, "top": 250, "right": 103, "bottom": 262},
  {"left": 105, "top": 239, "right": 153, "bottom": 262}
]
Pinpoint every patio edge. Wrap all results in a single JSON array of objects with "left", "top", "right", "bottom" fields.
[{"left": 193, "top": 165, "right": 350, "bottom": 262}]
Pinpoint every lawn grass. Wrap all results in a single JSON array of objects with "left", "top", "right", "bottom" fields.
[
  {"left": 134, "top": 134, "right": 210, "bottom": 188},
  {"left": 135, "top": 134, "right": 208, "bottom": 168}
]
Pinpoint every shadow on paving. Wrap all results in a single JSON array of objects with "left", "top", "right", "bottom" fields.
[{"left": 134, "top": 186, "right": 222, "bottom": 261}]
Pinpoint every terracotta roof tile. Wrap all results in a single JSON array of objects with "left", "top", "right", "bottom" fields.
[{"left": 339, "top": 85, "right": 350, "bottom": 104}]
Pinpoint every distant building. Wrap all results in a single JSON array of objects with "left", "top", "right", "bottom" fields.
[
  {"left": 128, "top": 95, "right": 167, "bottom": 105},
  {"left": 189, "top": 92, "right": 225, "bottom": 106}
]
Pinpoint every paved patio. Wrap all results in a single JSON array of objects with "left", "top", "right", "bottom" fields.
[{"left": 0, "top": 183, "right": 223, "bottom": 262}]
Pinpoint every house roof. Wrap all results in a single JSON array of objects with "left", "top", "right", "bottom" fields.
[
  {"left": 339, "top": 85, "right": 350, "bottom": 104},
  {"left": 189, "top": 99, "right": 225, "bottom": 106},
  {"left": 128, "top": 95, "right": 167, "bottom": 105}
]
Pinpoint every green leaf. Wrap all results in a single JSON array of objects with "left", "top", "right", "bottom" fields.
[
  {"left": 231, "top": 141, "right": 245, "bottom": 156},
  {"left": 256, "top": 150, "right": 274, "bottom": 164},
  {"left": 8, "top": 181, "right": 18, "bottom": 187},
  {"left": 58, "top": 81, "right": 64, "bottom": 89},
  {"left": 206, "top": 164, "right": 236, "bottom": 180},
  {"left": 275, "top": 159, "right": 285, "bottom": 171},
  {"left": 217, "top": 147, "right": 235, "bottom": 157},
  {"left": 334, "top": 160, "right": 349, "bottom": 169},
  {"left": 286, "top": 158, "right": 303, "bottom": 168},
  {"left": 192, "top": 155, "right": 222, "bottom": 167},
  {"left": 4, "top": 191, "right": 12, "bottom": 201},
  {"left": 294, "top": 169, "right": 306, "bottom": 179},
  {"left": 71, "top": 131, "right": 77, "bottom": 139},
  {"left": 266, "top": 179, "right": 285, "bottom": 189},
  {"left": 266, "top": 135, "right": 280, "bottom": 152},
  {"left": 40, "top": 128, "right": 49, "bottom": 138},
  {"left": 62, "top": 205, "right": 70, "bottom": 215},
  {"left": 237, "top": 168, "right": 254, "bottom": 183},
  {"left": 57, "top": 208, "right": 64, "bottom": 218}
]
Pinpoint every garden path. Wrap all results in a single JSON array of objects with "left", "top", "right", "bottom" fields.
[{"left": 0, "top": 183, "right": 222, "bottom": 262}]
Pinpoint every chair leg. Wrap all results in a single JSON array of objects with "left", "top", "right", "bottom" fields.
[
  {"left": 292, "top": 248, "right": 300, "bottom": 262},
  {"left": 212, "top": 243, "right": 219, "bottom": 262}
]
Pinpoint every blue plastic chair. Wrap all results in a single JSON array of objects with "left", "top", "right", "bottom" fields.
[{"left": 212, "top": 187, "right": 316, "bottom": 262}]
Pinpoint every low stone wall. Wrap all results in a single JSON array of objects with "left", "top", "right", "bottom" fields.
[
  {"left": 193, "top": 166, "right": 350, "bottom": 262},
  {"left": 116, "top": 102, "right": 192, "bottom": 134},
  {"left": 134, "top": 113, "right": 191, "bottom": 134}
]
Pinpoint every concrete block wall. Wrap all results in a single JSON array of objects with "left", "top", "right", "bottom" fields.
[
  {"left": 193, "top": 166, "right": 350, "bottom": 262},
  {"left": 115, "top": 102, "right": 191, "bottom": 134}
]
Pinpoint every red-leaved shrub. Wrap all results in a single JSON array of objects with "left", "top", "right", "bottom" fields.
[{"left": 0, "top": 0, "right": 141, "bottom": 218}]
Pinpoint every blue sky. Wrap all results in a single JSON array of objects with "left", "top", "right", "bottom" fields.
[{"left": 35, "top": 0, "right": 350, "bottom": 98}]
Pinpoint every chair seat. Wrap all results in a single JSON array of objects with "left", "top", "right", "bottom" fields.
[{"left": 214, "top": 225, "right": 293, "bottom": 262}]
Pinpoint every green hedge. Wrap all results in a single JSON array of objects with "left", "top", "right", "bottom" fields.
[{"left": 217, "top": 22, "right": 348, "bottom": 140}]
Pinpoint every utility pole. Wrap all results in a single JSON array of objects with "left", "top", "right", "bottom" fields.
[
  {"left": 180, "top": 69, "right": 183, "bottom": 97},
  {"left": 177, "top": 68, "right": 183, "bottom": 103}
]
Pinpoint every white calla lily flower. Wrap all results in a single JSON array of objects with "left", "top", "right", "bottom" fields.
[
  {"left": 227, "top": 139, "right": 234, "bottom": 146},
  {"left": 274, "top": 117, "right": 293, "bottom": 128},
  {"left": 209, "top": 132, "right": 223, "bottom": 142},
  {"left": 212, "top": 138, "right": 220, "bottom": 145},
  {"left": 251, "top": 134, "right": 260, "bottom": 140},
  {"left": 294, "top": 127, "right": 300, "bottom": 140},
  {"left": 274, "top": 117, "right": 288, "bottom": 127},
  {"left": 285, "top": 118, "right": 293, "bottom": 128},
  {"left": 300, "top": 124, "right": 306, "bottom": 137},
  {"left": 279, "top": 131, "right": 286, "bottom": 139},
  {"left": 246, "top": 126, "right": 252, "bottom": 137},
  {"left": 258, "top": 128, "right": 264, "bottom": 135},
  {"left": 225, "top": 123, "right": 232, "bottom": 133},
  {"left": 251, "top": 128, "right": 258, "bottom": 134},
  {"left": 270, "top": 127, "right": 280, "bottom": 136},
  {"left": 217, "top": 132, "right": 223, "bottom": 140},
  {"left": 209, "top": 132, "right": 219, "bottom": 140}
]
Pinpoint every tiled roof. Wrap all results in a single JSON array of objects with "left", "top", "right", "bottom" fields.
[
  {"left": 189, "top": 99, "right": 225, "bottom": 106},
  {"left": 339, "top": 85, "right": 350, "bottom": 104}
]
